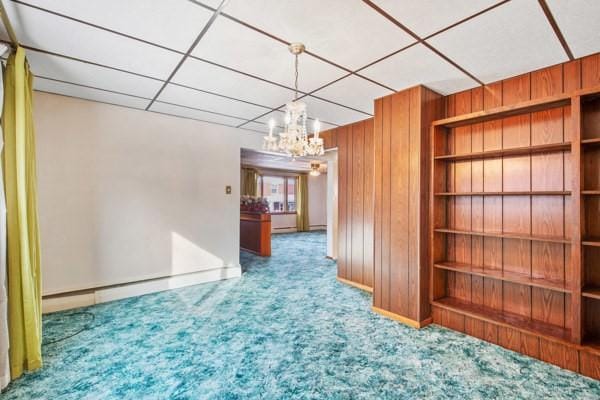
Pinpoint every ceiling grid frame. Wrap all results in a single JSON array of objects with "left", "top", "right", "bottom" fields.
[{"left": 0, "top": 0, "right": 593, "bottom": 134}]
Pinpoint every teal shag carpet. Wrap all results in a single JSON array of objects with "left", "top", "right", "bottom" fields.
[{"left": 3, "top": 232, "right": 600, "bottom": 399}]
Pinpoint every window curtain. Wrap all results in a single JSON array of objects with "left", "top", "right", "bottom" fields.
[
  {"left": 0, "top": 60, "right": 8, "bottom": 391},
  {"left": 296, "top": 174, "right": 309, "bottom": 232},
  {"left": 241, "top": 167, "right": 258, "bottom": 197},
  {"left": 2, "top": 46, "right": 42, "bottom": 381}
]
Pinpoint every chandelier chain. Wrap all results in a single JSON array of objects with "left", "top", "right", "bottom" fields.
[{"left": 294, "top": 53, "right": 299, "bottom": 101}]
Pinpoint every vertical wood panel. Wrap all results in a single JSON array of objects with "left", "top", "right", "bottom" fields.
[
  {"left": 582, "top": 53, "right": 600, "bottom": 88},
  {"left": 374, "top": 86, "right": 444, "bottom": 324},
  {"left": 337, "top": 119, "right": 375, "bottom": 290},
  {"left": 352, "top": 122, "right": 365, "bottom": 284},
  {"left": 390, "top": 90, "right": 410, "bottom": 316},
  {"left": 409, "top": 88, "right": 421, "bottom": 320},
  {"left": 337, "top": 126, "right": 347, "bottom": 279},
  {"left": 374, "top": 100, "right": 383, "bottom": 307},
  {"left": 381, "top": 96, "right": 392, "bottom": 310},
  {"left": 363, "top": 119, "right": 375, "bottom": 288},
  {"left": 346, "top": 124, "right": 353, "bottom": 281}
]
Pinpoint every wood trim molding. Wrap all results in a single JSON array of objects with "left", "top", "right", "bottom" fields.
[
  {"left": 372, "top": 306, "right": 433, "bottom": 329},
  {"left": 337, "top": 276, "right": 373, "bottom": 293}
]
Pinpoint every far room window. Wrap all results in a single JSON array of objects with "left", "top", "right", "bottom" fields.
[
  {"left": 259, "top": 175, "right": 297, "bottom": 214},
  {"left": 287, "top": 178, "right": 296, "bottom": 212}
]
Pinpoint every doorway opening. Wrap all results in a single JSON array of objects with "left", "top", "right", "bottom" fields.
[{"left": 239, "top": 148, "right": 338, "bottom": 261}]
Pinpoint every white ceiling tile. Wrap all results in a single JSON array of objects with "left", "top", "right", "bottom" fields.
[
  {"left": 547, "top": 0, "right": 600, "bottom": 58},
  {"left": 371, "top": 0, "right": 500, "bottom": 38},
  {"left": 360, "top": 44, "right": 479, "bottom": 94},
  {"left": 253, "top": 110, "right": 290, "bottom": 128},
  {"left": 149, "top": 102, "right": 246, "bottom": 127},
  {"left": 427, "top": 0, "right": 568, "bottom": 83},
  {"left": 302, "top": 97, "right": 367, "bottom": 126},
  {"left": 26, "top": 50, "right": 162, "bottom": 99},
  {"left": 192, "top": 16, "right": 346, "bottom": 93},
  {"left": 158, "top": 84, "right": 270, "bottom": 120},
  {"left": 172, "top": 57, "right": 296, "bottom": 108},
  {"left": 35, "top": 78, "right": 150, "bottom": 109},
  {"left": 217, "top": 0, "right": 416, "bottom": 70},
  {"left": 4, "top": 2, "right": 180, "bottom": 79},
  {"left": 311, "top": 75, "right": 392, "bottom": 114},
  {"left": 241, "top": 121, "right": 273, "bottom": 134},
  {"left": 17, "top": 0, "right": 214, "bottom": 52}
]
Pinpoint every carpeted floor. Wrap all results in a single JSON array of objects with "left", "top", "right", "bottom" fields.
[{"left": 3, "top": 231, "right": 600, "bottom": 399}]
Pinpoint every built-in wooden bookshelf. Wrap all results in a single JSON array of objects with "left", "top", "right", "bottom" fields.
[
  {"left": 429, "top": 58, "right": 600, "bottom": 379},
  {"left": 581, "top": 92, "right": 600, "bottom": 354}
]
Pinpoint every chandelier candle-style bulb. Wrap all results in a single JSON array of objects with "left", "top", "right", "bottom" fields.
[
  {"left": 313, "top": 119, "right": 321, "bottom": 138},
  {"left": 263, "top": 118, "right": 278, "bottom": 151},
  {"left": 268, "top": 118, "right": 275, "bottom": 137}
]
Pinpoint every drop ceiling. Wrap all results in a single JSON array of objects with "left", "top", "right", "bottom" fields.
[
  {"left": 241, "top": 148, "right": 327, "bottom": 173},
  {"left": 1, "top": 0, "right": 598, "bottom": 135}
]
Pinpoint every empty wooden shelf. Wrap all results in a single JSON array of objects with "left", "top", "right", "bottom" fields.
[
  {"left": 434, "top": 142, "right": 570, "bottom": 161},
  {"left": 583, "top": 238, "right": 600, "bottom": 247},
  {"left": 582, "top": 138, "right": 600, "bottom": 146},
  {"left": 432, "top": 297, "right": 572, "bottom": 342},
  {"left": 434, "top": 228, "right": 571, "bottom": 244},
  {"left": 434, "top": 191, "right": 570, "bottom": 196},
  {"left": 434, "top": 262, "right": 570, "bottom": 293},
  {"left": 583, "top": 288, "right": 600, "bottom": 300}
]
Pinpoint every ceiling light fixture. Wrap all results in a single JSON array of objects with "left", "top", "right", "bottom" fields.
[
  {"left": 263, "top": 43, "right": 324, "bottom": 158},
  {"left": 309, "top": 161, "right": 321, "bottom": 177}
]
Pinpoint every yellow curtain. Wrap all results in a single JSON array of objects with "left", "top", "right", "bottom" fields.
[
  {"left": 2, "top": 46, "right": 42, "bottom": 380},
  {"left": 296, "top": 175, "right": 309, "bottom": 232},
  {"left": 241, "top": 167, "right": 258, "bottom": 197}
]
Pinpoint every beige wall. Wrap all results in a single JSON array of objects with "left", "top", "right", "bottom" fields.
[
  {"left": 307, "top": 173, "right": 327, "bottom": 229},
  {"left": 34, "top": 92, "right": 262, "bottom": 295}
]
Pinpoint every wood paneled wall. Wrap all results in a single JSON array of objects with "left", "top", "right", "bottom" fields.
[
  {"left": 319, "top": 129, "right": 337, "bottom": 150},
  {"left": 372, "top": 86, "right": 445, "bottom": 326},
  {"left": 332, "top": 118, "right": 375, "bottom": 291},
  {"left": 434, "top": 53, "right": 600, "bottom": 380}
]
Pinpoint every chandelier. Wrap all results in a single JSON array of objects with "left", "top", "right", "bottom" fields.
[{"left": 263, "top": 43, "right": 324, "bottom": 158}]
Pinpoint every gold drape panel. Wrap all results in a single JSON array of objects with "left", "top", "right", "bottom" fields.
[
  {"left": 241, "top": 167, "right": 258, "bottom": 196},
  {"left": 2, "top": 47, "right": 42, "bottom": 380},
  {"left": 296, "top": 175, "right": 309, "bottom": 232}
]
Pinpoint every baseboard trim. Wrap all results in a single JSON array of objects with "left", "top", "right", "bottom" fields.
[
  {"left": 42, "top": 266, "right": 242, "bottom": 313},
  {"left": 371, "top": 306, "right": 432, "bottom": 329},
  {"left": 337, "top": 276, "right": 373, "bottom": 293},
  {"left": 272, "top": 227, "right": 297, "bottom": 233}
]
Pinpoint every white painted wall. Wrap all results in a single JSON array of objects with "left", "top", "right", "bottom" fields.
[
  {"left": 271, "top": 213, "right": 297, "bottom": 233},
  {"left": 34, "top": 92, "right": 262, "bottom": 296}
]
